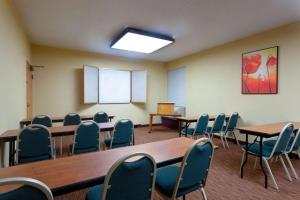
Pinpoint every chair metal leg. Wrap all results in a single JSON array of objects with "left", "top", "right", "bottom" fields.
[
  {"left": 254, "top": 157, "right": 257, "bottom": 169},
  {"left": 182, "top": 195, "right": 185, "bottom": 200},
  {"left": 220, "top": 135, "right": 225, "bottom": 148},
  {"left": 279, "top": 155, "right": 292, "bottom": 181},
  {"left": 240, "top": 151, "right": 246, "bottom": 174},
  {"left": 224, "top": 135, "right": 229, "bottom": 148},
  {"left": 263, "top": 158, "right": 279, "bottom": 191},
  {"left": 200, "top": 188, "right": 207, "bottom": 200},
  {"left": 297, "top": 149, "right": 300, "bottom": 159},
  {"left": 233, "top": 132, "right": 240, "bottom": 145},
  {"left": 284, "top": 153, "right": 299, "bottom": 179}
]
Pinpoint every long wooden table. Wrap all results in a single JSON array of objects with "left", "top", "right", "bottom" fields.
[
  {"left": 238, "top": 121, "right": 300, "bottom": 189},
  {"left": 176, "top": 115, "right": 231, "bottom": 136},
  {"left": 19, "top": 115, "right": 115, "bottom": 128},
  {"left": 0, "top": 137, "right": 194, "bottom": 196},
  {"left": 0, "top": 123, "right": 115, "bottom": 166}
]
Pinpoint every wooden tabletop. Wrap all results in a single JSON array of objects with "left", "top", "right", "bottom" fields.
[
  {"left": 0, "top": 122, "right": 114, "bottom": 142},
  {"left": 149, "top": 113, "right": 181, "bottom": 116},
  {"left": 237, "top": 121, "right": 300, "bottom": 137},
  {"left": 176, "top": 115, "right": 231, "bottom": 122},
  {"left": 0, "top": 137, "right": 194, "bottom": 196}
]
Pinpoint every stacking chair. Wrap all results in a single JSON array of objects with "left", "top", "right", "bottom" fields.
[
  {"left": 93, "top": 112, "right": 109, "bottom": 123},
  {"left": 206, "top": 113, "right": 225, "bottom": 147},
  {"left": 16, "top": 124, "right": 54, "bottom": 164},
  {"left": 240, "top": 123, "right": 294, "bottom": 191},
  {"left": 104, "top": 119, "right": 134, "bottom": 149},
  {"left": 86, "top": 152, "right": 156, "bottom": 200},
  {"left": 220, "top": 112, "right": 239, "bottom": 148},
  {"left": 32, "top": 115, "right": 52, "bottom": 127},
  {"left": 71, "top": 121, "right": 100, "bottom": 154},
  {"left": 263, "top": 128, "right": 300, "bottom": 180},
  {"left": 0, "top": 177, "right": 53, "bottom": 200},
  {"left": 181, "top": 114, "right": 209, "bottom": 139},
  {"left": 155, "top": 138, "right": 214, "bottom": 200}
]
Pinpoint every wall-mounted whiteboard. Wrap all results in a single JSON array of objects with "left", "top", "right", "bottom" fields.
[
  {"left": 168, "top": 67, "right": 186, "bottom": 106},
  {"left": 99, "top": 68, "right": 131, "bottom": 103},
  {"left": 131, "top": 70, "right": 147, "bottom": 103},
  {"left": 84, "top": 65, "right": 99, "bottom": 104}
]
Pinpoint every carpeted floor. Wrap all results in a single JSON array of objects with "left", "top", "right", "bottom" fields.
[{"left": 55, "top": 126, "right": 300, "bottom": 200}]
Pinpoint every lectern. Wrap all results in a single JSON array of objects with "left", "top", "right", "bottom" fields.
[{"left": 149, "top": 102, "right": 180, "bottom": 133}]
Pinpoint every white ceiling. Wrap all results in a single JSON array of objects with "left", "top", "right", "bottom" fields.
[{"left": 13, "top": 0, "right": 300, "bottom": 62}]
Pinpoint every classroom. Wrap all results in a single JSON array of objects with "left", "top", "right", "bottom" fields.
[{"left": 0, "top": 0, "right": 300, "bottom": 199}]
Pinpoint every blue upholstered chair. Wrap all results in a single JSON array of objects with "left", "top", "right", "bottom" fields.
[
  {"left": 206, "top": 113, "right": 225, "bottom": 145},
  {"left": 104, "top": 119, "right": 134, "bottom": 149},
  {"left": 181, "top": 114, "right": 209, "bottom": 139},
  {"left": 263, "top": 128, "right": 300, "bottom": 180},
  {"left": 32, "top": 115, "right": 52, "bottom": 127},
  {"left": 240, "top": 123, "right": 294, "bottom": 191},
  {"left": 155, "top": 138, "right": 214, "bottom": 200},
  {"left": 86, "top": 152, "right": 156, "bottom": 200},
  {"left": 219, "top": 112, "right": 239, "bottom": 148},
  {"left": 63, "top": 113, "right": 81, "bottom": 126},
  {"left": 16, "top": 124, "right": 54, "bottom": 164},
  {"left": 71, "top": 121, "right": 100, "bottom": 154},
  {"left": 93, "top": 112, "right": 109, "bottom": 123},
  {"left": 0, "top": 177, "right": 53, "bottom": 200}
]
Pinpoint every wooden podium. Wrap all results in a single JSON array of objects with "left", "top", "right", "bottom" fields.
[{"left": 148, "top": 102, "right": 181, "bottom": 133}]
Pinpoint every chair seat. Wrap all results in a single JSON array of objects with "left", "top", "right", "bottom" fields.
[
  {"left": 69, "top": 144, "right": 98, "bottom": 154},
  {"left": 19, "top": 154, "right": 52, "bottom": 164},
  {"left": 242, "top": 143, "right": 274, "bottom": 157},
  {"left": 181, "top": 128, "right": 195, "bottom": 135},
  {"left": 104, "top": 137, "right": 131, "bottom": 149},
  {"left": 104, "top": 137, "right": 112, "bottom": 146},
  {"left": 86, "top": 184, "right": 104, "bottom": 200},
  {"left": 156, "top": 165, "right": 180, "bottom": 198},
  {"left": 263, "top": 139, "right": 293, "bottom": 150}
]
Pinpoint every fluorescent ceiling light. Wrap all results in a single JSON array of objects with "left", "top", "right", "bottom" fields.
[{"left": 111, "top": 28, "right": 174, "bottom": 53}]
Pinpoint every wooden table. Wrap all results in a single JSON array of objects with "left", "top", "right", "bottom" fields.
[
  {"left": 19, "top": 115, "right": 115, "bottom": 128},
  {"left": 148, "top": 113, "right": 181, "bottom": 133},
  {"left": 0, "top": 123, "right": 115, "bottom": 166},
  {"left": 238, "top": 121, "right": 300, "bottom": 189},
  {"left": 0, "top": 137, "right": 194, "bottom": 196},
  {"left": 176, "top": 115, "right": 231, "bottom": 136}
]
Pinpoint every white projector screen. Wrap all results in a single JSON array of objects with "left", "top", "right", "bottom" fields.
[
  {"left": 131, "top": 70, "right": 147, "bottom": 103},
  {"left": 83, "top": 65, "right": 99, "bottom": 104},
  {"left": 99, "top": 68, "right": 131, "bottom": 103}
]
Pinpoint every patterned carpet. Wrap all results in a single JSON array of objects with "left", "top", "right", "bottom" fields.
[{"left": 55, "top": 126, "right": 300, "bottom": 200}]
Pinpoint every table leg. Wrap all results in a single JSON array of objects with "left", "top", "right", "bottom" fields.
[
  {"left": 8, "top": 140, "right": 15, "bottom": 166},
  {"left": 259, "top": 136, "right": 268, "bottom": 188},
  {"left": 148, "top": 115, "right": 153, "bottom": 133},
  {"left": 241, "top": 133, "right": 248, "bottom": 178},
  {"left": 178, "top": 120, "right": 182, "bottom": 137}
]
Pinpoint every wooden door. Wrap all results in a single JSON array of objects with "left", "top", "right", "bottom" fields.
[{"left": 26, "top": 62, "right": 33, "bottom": 118}]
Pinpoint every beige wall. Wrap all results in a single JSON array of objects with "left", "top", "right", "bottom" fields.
[
  {"left": 0, "top": 0, "right": 31, "bottom": 167},
  {"left": 31, "top": 45, "right": 167, "bottom": 125},
  {"left": 167, "top": 22, "right": 300, "bottom": 130}
]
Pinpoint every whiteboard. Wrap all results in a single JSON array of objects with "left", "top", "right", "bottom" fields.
[
  {"left": 83, "top": 65, "right": 99, "bottom": 104},
  {"left": 99, "top": 68, "right": 131, "bottom": 103},
  {"left": 131, "top": 70, "right": 147, "bottom": 103},
  {"left": 168, "top": 67, "right": 186, "bottom": 106}
]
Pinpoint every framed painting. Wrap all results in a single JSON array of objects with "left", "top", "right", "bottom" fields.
[{"left": 242, "top": 46, "right": 278, "bottom": 94}]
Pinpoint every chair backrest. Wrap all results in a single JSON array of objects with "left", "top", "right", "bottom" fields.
[
  {"left": 16, "top": 124, "right": 54, "bottom": 164},
  {"left": 101, "top": 153, "right": 156, "bottom": 200},
  {"left": 63, "top": 113, "right": 81, "bottom": 126},
  {"left": 269, "top": 123, "right": 294, "bottom": 158},
  {"left": 72, "top": 121, "right": 100, "bottom": 154},
  {"left": 193, "top": 114, "right": 209, "bottom": 136},
  {"left": 93, "top": 112, "right": 109, "bottom": 123},
  {"left": 286, "top": 128, "right": 300, "bottom": 153},
  {"left": 172, "top": 138, "right": 214, "bottom": 199},
  {"left": 32, "top": 115, "right": 52, "bottom": 127},
  {"left": 225, "top": 112, "right": 239, "bottom": 132},
  {"left": 211, "top": 113, "right": 225, "bottom": 132},
  {"left": 0, "top": 177, "right": 53, "bottom": 200},
  {"left": 110, "top": 119, "right": 134, "bottom": 148}
]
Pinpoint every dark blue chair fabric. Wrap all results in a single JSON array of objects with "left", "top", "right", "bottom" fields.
[
  {"left": 0, "top": 185, "right": 48, "bottom": 200},
  {"left": 32, "top": 115, "right": 52, "bottom": 127},
  {"left": 106, "top": 120, "right": 133, "bottom": 149},
  {"left": 86, "top": 154, "right": 155, "bottom": 200},
  {"left": 182, "top": 114, "right": 209, "bottom": 136},
  {"left": 156, "top": 140, "right": 213, "bottom": 198},
  {"left": 273, "top": 125, "right": 294, "bottom": 155},
  {"left": 72, "top": 121, "right": 100, "bottom": 154},
  {"left": 93, "top": 112, "right": 109, "bottom": 123},
  {"left": 17, "top": 125, "right": 53, "bottom": 164},
  {"left": 242, "top": 143, "right": 274, "bottom": 157},
  {"left": 63, "top": 113, "right": 81, "bottom": 126},
  {"left": 224, "top": 112, "right": 239, "bottom": 132},
  {"left": 207, "top": 113, "right": 225, "bottom": 133}
]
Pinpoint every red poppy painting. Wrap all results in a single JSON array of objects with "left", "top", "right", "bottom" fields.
[{"left": 242, "top": 46, "right": 278, "bottom": 94}]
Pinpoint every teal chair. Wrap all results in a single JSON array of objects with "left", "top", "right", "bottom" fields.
[
  {"left": 93, "top": 112, "right": 109, "bottom": 123},
  {"left": 32, "top": 115, "right": 52, "bottom": 127},
  {"left": 263, "top": 128, "right": 300, "bottom": 180},
  {"left": 206, "top": 113, "right": 225, "bottom": 146},
  {"left": 63, "top": 113, "right": 81, "bottom": 126},
  {"left": 86, "top": 152, "right": 156, "bottom": 200},
  {"left": 104, "top": 119, "right": 134, "bottom": 149},
  {"left": 240, "top": 123, "right": 294, "bottom": 191},
  {"left": 219, "top": 112, "right": 239, "bottom": 148},
  {"left": 0, "top": 177, "right": 53, "bottom": 200},
  {"left": 16, "top": 124, "right": 54, "bottom": 164},
  {"left": 181, "top": 114, "right": 209, "bottom": 139},
  {"left": 71, "top": 121, "right": 100, "bottom": 154},
  {"left": 155, "top": 138, "right": 214, "bottom": 200}
]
